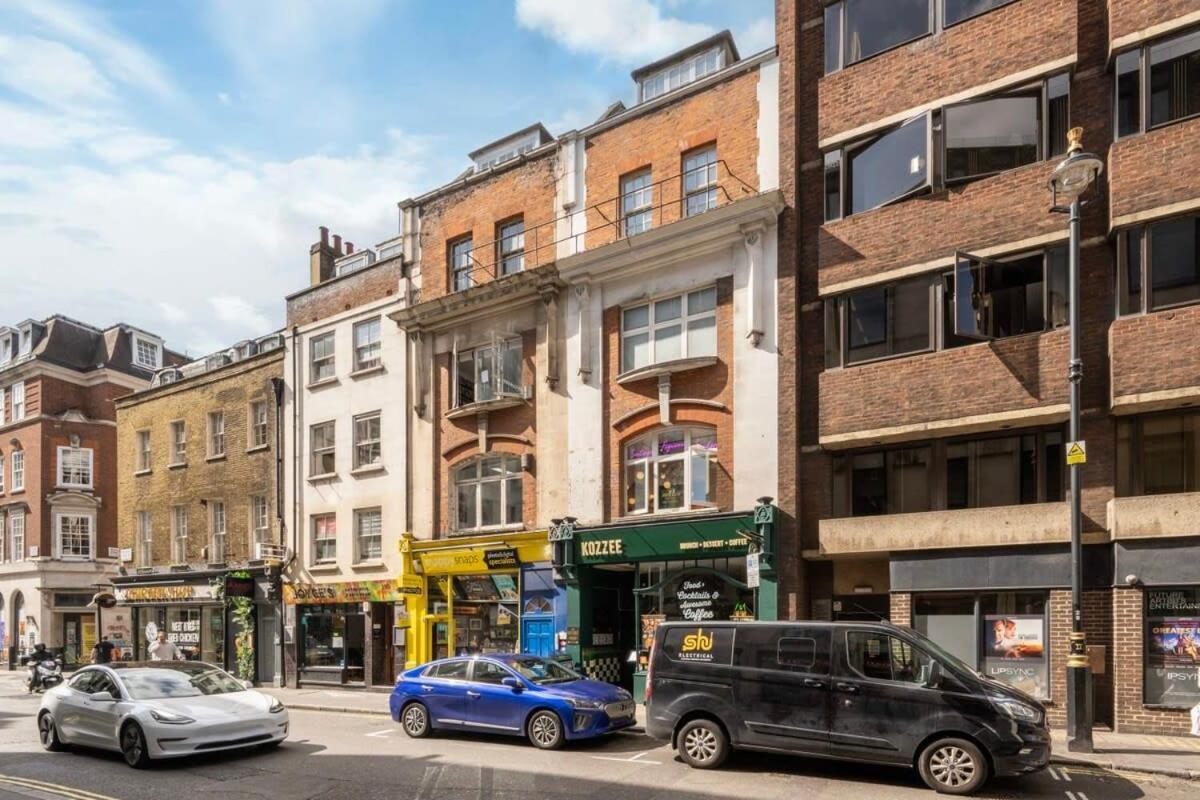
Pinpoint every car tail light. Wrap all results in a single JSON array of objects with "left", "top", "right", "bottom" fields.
[{"left": 645, "top": 640, "right": 655, "bottom": 703}]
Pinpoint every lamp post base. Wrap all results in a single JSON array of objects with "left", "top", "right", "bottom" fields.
[{"left": 1067, "top": 663, "right": 1094, "bottom": 753}]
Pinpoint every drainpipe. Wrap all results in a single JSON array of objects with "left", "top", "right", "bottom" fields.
[
  {"left": 269, "top": 375, "right": 286, "bottom": 687},
  {"left": 288, "top": 325, "right": 302, "bottom": 686}
]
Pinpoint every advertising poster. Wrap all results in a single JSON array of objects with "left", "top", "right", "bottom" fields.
[
  {"left": 981, "top": 614, "right": 1048, "bottom": 699},
  {"left": 100, "top": 607, "right": 133, "bottom": 661},
  {"left": 1145, "top": 589, "right": 1200, "bottom": 707}
]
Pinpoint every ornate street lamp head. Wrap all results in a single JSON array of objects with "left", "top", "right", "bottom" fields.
[{"left": 1050, "top": 127, "right": 1103, "bottom": 203}]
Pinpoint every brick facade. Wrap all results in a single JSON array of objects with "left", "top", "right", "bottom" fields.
[
  {"left": 1110, "top": 303, "right": 1200, "bottom": 404},
  {"left": 116, "top": 351, "right": 283, "bottom": 567},
  {"left": 287, "top": 258, "right": 406, "bottom": 328},
  {"left": 1108, "top": 0, "right": 1200, "bottom": 43},
  {"left": 1112, "top": 587, "right": 1195, "bottom": 735},
  {"left": 1109, "top": 116, "right": 1200, "bottom": 224}
]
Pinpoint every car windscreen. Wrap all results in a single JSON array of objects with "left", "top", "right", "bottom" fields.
[
  {"left": 504, "top": 657, "right": 580, "bottom": 685},
  {"left": 118, "top": 665, "right": 246, "bottom": 699}
]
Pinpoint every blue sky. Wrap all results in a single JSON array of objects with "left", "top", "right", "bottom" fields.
[{"left": 0, "top": 0, "right": 773, "bottom": 355}]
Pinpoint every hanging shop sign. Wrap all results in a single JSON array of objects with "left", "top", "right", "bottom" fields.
[
  {"left": 575, "top": 515, "right": 754, "bottom": 565},
  {"left": 284, "top": 579, "right": 421, "bottom": 605},
  {"left": 223, "top": 575, "right": 256, "bottom": 599},
  {"left": 114, "top": 583, "right": 215, "bottom": 605},
  {"left": 1145, "top": 588, "right": 1200, "bottom": 708}
]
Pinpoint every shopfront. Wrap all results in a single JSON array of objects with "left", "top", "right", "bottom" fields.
[
  {"left": 398, "top": 530, "right": 565, "bottom": 669},
  {"left": 284, "top": 579, "right": 420, "bottom": 686},
  {"left": 557, "top": 506, "right": 778, "bottom": 699}
]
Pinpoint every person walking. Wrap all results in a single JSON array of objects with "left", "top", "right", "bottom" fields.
[
  {"left": 148, "top": 631, "right": 180, "bottom": 661},
  {"left": 91, "top": 635, "right": 115, "bottom": 664}
]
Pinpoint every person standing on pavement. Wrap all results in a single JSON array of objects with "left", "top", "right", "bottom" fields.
[
  {"left": 91, "top": 635, "right": 115, "bottom": 664},
  {"left": 148, "top": 631, "right": 180, "bottom": 661}
]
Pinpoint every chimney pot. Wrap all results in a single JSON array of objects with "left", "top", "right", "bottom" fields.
[
  {"left": 319, "top": 226, "right": 329, "bottom": 247},
  {"left": 346, "top": 241, "right": 354, "bottom": 254},
  {"left": 332, "top": 234, "right": 343, "bottom": 255}
]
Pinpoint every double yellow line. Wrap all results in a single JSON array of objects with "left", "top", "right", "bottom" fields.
[{"left": 0, "top": 774, "right": 118, "bottom": 800}]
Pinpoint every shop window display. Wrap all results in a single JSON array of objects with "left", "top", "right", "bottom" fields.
[
  {"left": 452, "top": 573, "right": 520, "bottom": 655},
  {"left": 1144, "top": 587, "right": 1200, "bottom": 708}
]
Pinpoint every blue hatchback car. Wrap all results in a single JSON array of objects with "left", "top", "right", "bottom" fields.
[{"left": 390, "top": 654, "right": 636, "bottom": 749}]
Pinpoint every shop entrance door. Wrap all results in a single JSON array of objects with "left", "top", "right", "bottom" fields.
[
  {"left": 344, "top": 613, "right": 365, "bottom": 683},
  {"left": 371, "top": 603, "right": 393, "bottom": 685},
  {"left": 427, "top": 617, "right": 449, "bottom": 662},
  {"left": 522, "top": 618, "right": 553, "bottom": 657},
  {"left": 62, "top": 615, "right": 84, "bottom": 665}
]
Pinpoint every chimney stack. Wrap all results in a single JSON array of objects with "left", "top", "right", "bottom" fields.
[
  {"left": 346, "top": 242, "right": 354, "bottom": 254},
  {"left": 332, "top": 234, "right": 343, "bottom": 255},
  {"left": 309, "top": 225, "right": 336, "bottom": 286}
]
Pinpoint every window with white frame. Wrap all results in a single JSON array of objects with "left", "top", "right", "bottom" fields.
[
  {"left": 210, "top": 501, "right": 226, "bottom": 563},
  {"left": 353, "top": 412, "right": 381, "bottom": 469},
  {"left": 683, "top": 147, "right": 718, "bottom": 216},
  {"left": 454, "top": 455, "right": 523, "bottom": 532},
  {"left": 498, "top": 219, "right": 525, "bottom": 276},
  {"left": 621, "top": 286, "right": 717, "bottom": 373},
  {"left": 450, "top": 237, "right": 475, "bottom": 292},
  {"left": 58, "top": 447, "right": 93, "bottom": 488},
  {"left": 249, "top": 400, "right": 269, "bottom": 448},
  {"left": 171, "top": 505, "right": 188, "bottom": 563},
  {"left": 640, "top": 46, "right": 723, "bottom": 101},
  {"left": 0, "top": 335, "right": 10, "bottom": 364},
  {"left": 251, "top": 495, "right": 270, "bottom": 547},
  {"left": 623, "top": 427, "right": 719, "bottom": 515},
  {"left": 136, "top": 511, "right": 152, "bottom": 567},
  {"left": 455, "top": 339, "right": 522, "bottom": 407},
  {"left": 11, "top": 510, "right": 25, "bottom": 561},
  {"left": 170, "top": 421, "right": 187, "bottom": 464},
  {"left": 353, "top": 318, "right": 382, "bottom": 372},
  {"left": 12, "top": 450, "right": 24, "bottom": 491},
  {"left": 56, "top": 514, "right": 92, "bottom": 559},
  {"left": 355, "top": 507, "right": 382, "bottom": 561},
  {"left": 208, "top": 411, "right": 225, "bottom": 457},
  {"left": 133, "top": 335, "right": 162, "bottom": 369},
  {"left": 621, "top": 169, "right": 653, "bottom": 236},
  {"left": 136, "top": 430, "right": 151, "bottom": 472},
  {"left": 11, "top": 381, "right": 25, "bottom": 421},
  {"left": 312, "top": 513, "right": 336, "bottom": 563},
  {"left": 310, "top": 332, "right": 335, "bottom": 383},
  {"left": 18, "top": 327, "right": 32, "bottom": 356},
  {"left": 310, "top": 421, "right": 336, "bottom": 476}
]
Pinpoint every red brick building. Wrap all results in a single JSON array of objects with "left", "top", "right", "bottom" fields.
[
  {"left": 789, "top": 0, "right": 1200, "bottom": 734},
  {"left": 0, "top": 316, "right": 181, "bottom": 667}
]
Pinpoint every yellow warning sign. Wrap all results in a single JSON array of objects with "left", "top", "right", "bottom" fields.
[{"left": 1066, "top": 440, "right": 1087, "bottom": 465}]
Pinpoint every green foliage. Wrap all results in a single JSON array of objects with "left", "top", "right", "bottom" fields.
[{"left": 214, "top": 571, "right": 256, "bottom": 682}]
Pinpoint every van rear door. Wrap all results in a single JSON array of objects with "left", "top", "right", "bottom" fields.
[{"left": 731, "top": 625, "right": 831, "bottom": 755}]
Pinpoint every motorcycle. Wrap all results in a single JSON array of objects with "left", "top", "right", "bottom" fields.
[{"left": 24, "top": 654, "right": 64, "bottom": 694}]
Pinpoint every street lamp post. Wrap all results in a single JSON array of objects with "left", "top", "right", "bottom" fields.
[{"left": 1049, "top": 127, "right": 1103, "bottom": 754}]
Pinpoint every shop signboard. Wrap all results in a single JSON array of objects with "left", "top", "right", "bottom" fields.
[
  {"left": 575, "top": 515, "right": 753, "bottom": 565},
  {"left": 483, "top": 548, "right": 520, "bottom": 570},
  {"left": 224, "top": 575, "right": 255, "bottom": 599},
  {"left": 980, "top": 614, "right": 1048, "bottom": 699},
  {"left": 169, "top": 619, "right": 201, "bottom": 646},
  {"left": 114, "top": 582, "right": 215, "bottom": 605},
  {"left": 284, "top": 579, "right": 421, "bottom": 605},
  {"left": 1145, "top": 588, "right": 1200, "bottom": 708}
]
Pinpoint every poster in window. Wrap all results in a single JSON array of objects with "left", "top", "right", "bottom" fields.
[
  {"left": 981, "top": 614, "right": 1047, "bottom": 699},
  {"left": 491, "top": 574, "right": 519, "bottom": 602},
  {"left": 455, "top": 575, "right": 500, "bottom": 602},
  {"left": 1145, "top": 589, "right": 1200, "bottom": 708}
]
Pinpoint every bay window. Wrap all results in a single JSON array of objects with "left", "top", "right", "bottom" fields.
[
  {"left": 454, "top": 455, "right": 523, "bottom": 532},
  {"left": 623, "top": 427, "right": 718, "bottom": 515},
  {"left": 1117, "top": 213, "right": 1200, "bottom": 315},
  {"left": 1115, "top": 27, "right": 1200, "bottom": 139},
  {"left": 455, "top": 339, "right": 522, "bottom": 407},
  {"left": 621, "top": 287, "right": 717, "bottom": 373}
]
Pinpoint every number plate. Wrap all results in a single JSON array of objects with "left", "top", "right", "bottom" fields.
[{"left": 605, "top": 700, "right": 635, "bottom": 719}]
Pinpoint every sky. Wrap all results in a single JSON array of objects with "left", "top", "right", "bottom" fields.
[{"left": 0, "top": 0, "right": 774, "bottom": 357}]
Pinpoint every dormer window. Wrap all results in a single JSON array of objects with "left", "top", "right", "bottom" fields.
[
  {"left": 133, "top": 333, "right": 162, "bottom": 369},
  {"left": 17, "top": 325, "right": 33, "bottom": 356},
  {"left": 640, "top": 47, "right": 722, "bottom": 102},
  {"left": 468, "top": 123, "right": 553, "bottom": 173},
  {"left": 0, "top": 335, "right": 11, "bottom": 364}
]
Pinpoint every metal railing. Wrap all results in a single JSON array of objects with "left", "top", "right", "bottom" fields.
[{"left": 448, "top": 159, "right": 758, "bottom": 290}]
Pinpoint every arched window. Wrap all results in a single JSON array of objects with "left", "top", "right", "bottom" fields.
[
  {"left": 623, "top": 426, "right": 718, "bottom": 515},
  {"left": 524, "top": 596, "right": 553, "bottom": 615},
  {"left": 454, "top": 454, "right": 523, "bottom": 531}
]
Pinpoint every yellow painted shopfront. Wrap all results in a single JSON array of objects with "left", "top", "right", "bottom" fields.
[{"left": 398, "top": 530, "right": 564, "bottom": 669}]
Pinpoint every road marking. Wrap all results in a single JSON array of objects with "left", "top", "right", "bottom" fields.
[
  {"left": 0, "top": 775, "right": 117, "bottom": 800},
  {"left": 413, "top": 765, "right": 442, "bottom": 800},
  {"left": 589, "top": 751, "right": 663, "bottom": 765},
  {"left": 365, "top": 728, "right": 394, "bottom": 737},
  {"left": 1065, "top": 792, "right": 1089, "bottom": 800},
  {"left": 1060, "top": 767, "right": 1072, "bottom": 782}
]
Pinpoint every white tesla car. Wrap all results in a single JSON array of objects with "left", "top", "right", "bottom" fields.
[{"left": 37, "top": 661, "right": 288, "bottom": 767}]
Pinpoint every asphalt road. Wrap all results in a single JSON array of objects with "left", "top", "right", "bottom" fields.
[{"left": 0, "top": 672, "right": 1194, "bottom": 800}]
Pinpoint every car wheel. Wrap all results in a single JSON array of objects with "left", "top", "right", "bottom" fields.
[
  {"left": 677, "top": 718, "right": 728, "bottom": 769},
  {"left": 120, "top": 722, "right": 152, "bottom": 769},
  {"left": 37, "top": 713, "right": 66, "bottom": 752},
  {"left": 918, "top": 737, "right": 989, "bottom": 795},
  {"left": 401, "top": 702, "right": 432, "bottom": 738},
  {"left": 526, "top": 710, "right": 564, "bottom": 750}
]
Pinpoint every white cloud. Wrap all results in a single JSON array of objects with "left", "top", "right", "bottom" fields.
[
  {"left": 217, "top": 91, "right": 231, "bottom": 105},
  {"left": 5, "top": 0, "right": 175, "bottom": 100},
  {"left": 210, "top": 295, "right": 272, "bottom": 334},
  {"left": 0, "top": 34, "right": 114, "bottom": 109},
  {"left": 738, "top": 17, "right": 775, "bottom": 55},
  {"left": 515, "top": 0, "right": 715, "bottom": 63},
  {"left": 157, "top": 302, "right": 189, "bottom": 324},
  {"left": 88, "top": 130, "right": 176, "bottom": 164}
]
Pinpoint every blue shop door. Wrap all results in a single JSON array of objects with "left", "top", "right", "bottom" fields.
[{"left": 522, "top": 618, "right": 553, "bottom": 658}]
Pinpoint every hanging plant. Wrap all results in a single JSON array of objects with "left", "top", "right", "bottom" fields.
[{"left": 220, "top": 570, "right": 256, "bottom": 682}]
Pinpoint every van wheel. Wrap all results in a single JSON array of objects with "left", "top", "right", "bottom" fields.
[
  {"left": 677, "top": 719, "right": 728, "bottom": 769},
  {"left": 918, "top": 737, "right": 988, "bottom": 795}
]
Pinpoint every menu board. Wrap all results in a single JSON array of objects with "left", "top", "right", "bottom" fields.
[
  {"left": 980, "top": 614, "right": 1048, "bottom": 699},
  {"left": 1145, "top": 589, "right": 1200, "bottom": 707}
]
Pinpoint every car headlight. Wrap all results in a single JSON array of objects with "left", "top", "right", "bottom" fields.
[
  {"left": 993, "top": 698, "right": 1042, "bottom": 724},
  {"left": 564, "top": 698, "right": 603, "bottom": 710},
  {"left": 268, "top": 697, "right": 286, "bottom": 714},
  {"left": 149, "top": 708, "right": 195, "bottom": 725}
]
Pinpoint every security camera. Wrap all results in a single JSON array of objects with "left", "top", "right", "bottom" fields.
[{"left": 1124, "top": 574, "right": 1139, "bottom": 587}]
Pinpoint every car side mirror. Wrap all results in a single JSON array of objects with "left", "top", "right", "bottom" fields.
[
  {"left": 502, "top": 677, "right": 523, "bottom": 692},
  {"left": 89, "top": 690, "right": 115, "bottom": 703},
  {"left": 924, "top": 660, "right": 943, "bottom": 689}
]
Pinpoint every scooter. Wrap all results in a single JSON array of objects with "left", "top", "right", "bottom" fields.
[{"left": 25, "top": 655, "right": 64, "bottom": 693}]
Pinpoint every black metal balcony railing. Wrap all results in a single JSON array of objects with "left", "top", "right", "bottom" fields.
[{"left": 449, "top": 160, "right": 758, "bottom": 290}]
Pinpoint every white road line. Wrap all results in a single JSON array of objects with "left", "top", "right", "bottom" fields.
[
  {"left": 365, "top": 728, "right": 394, "bottom": 737},
  {"left": 1065, "top": 791, "right": 1088, "bottom": 800},
  {"left": 1060, "top": 767, "right": 1072, "bottom": 782},
  {"left": 1049, "top": 767, "right": 1061, "bottom": 781},
  {"left": 413, "top": 765, "right": 442, "bottom": 800},
  {"left": 589, "top": 753, "right": 663, "bottom": 765}
]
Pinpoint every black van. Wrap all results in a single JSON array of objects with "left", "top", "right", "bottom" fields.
[{"left": 645, "top": 621, "right": 1049, "bottom": 795}]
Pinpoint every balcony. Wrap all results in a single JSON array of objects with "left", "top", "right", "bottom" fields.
[
  {"left": 820, "top": 329, "right": 1068, "bottom": 448},
  {"left": 1109, "top": 493, "right": 1200, "bottom": 540},
  {"left": 1110, "top": 304, "right": 1200, "bottom": 414},
  {"left": 818, "top": 502, "right": 1073, "bottom": 557}
]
